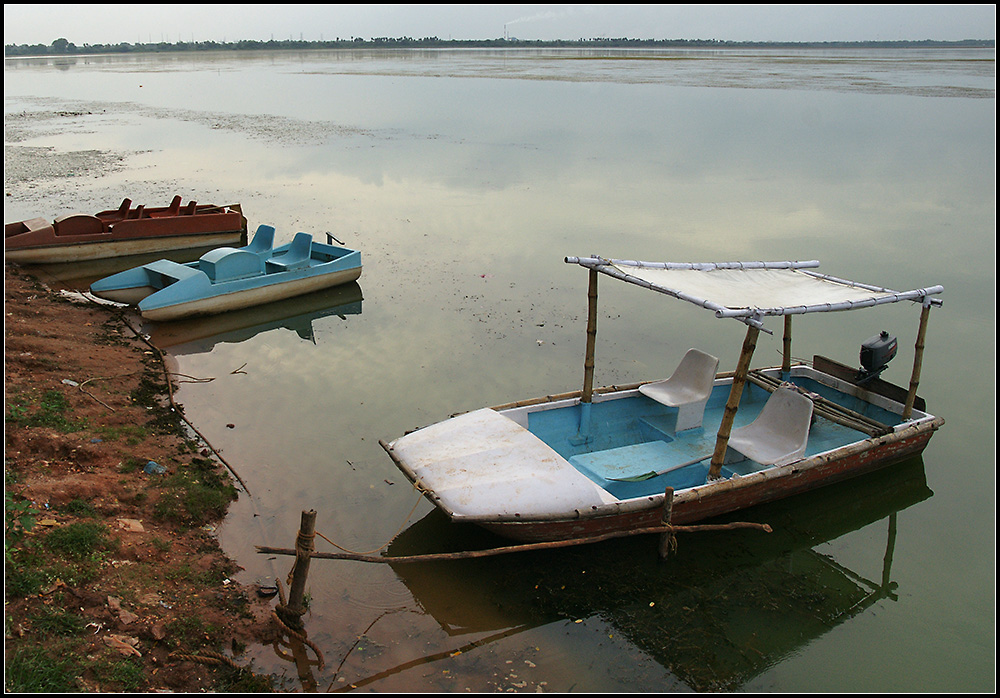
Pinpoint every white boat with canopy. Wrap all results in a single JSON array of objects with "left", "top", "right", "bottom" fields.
[{"left": 382, "top": 256, "right": 944, "bottom": 542}]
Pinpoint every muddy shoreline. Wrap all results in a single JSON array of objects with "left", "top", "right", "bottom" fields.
[
  {"left": 3, "top": 98, "right": 301, "bottom": 691},
  {"left": 4, "top": 261, "right": 283, "bottom": 692}
]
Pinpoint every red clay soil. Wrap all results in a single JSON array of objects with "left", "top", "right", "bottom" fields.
[{"left": 4, "top": 261, "right": 280, "bottom": 692}]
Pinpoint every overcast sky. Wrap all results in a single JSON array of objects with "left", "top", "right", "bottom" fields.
[{"left": 4, "top": 4, "right": 996, "bottom": 47}]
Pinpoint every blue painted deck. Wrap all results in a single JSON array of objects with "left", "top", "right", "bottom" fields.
[{"left": 525, "top": 376, "right": 902, "bottom": 500}]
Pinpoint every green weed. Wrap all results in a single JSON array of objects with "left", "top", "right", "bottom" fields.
[
  {"left": 92, "top": 655, "right": 147, "bottom": 692},
  {"left": 44, "top": 521, "right": 110, "bottom": 559},
  {"left": 153, "top": 459, "right": 236, "bottom": 528},
  {"left": 4, "top": 643, "right": 82, "bottom": 692},
  {"left": 7, "top": 389, "right": 87, "bottom": 432},
  {"left": 29, "top": 606, "right": 86, "bottom": 636},
  {"left": 95, "top": 423, "right": 149, "bottom": 445}
]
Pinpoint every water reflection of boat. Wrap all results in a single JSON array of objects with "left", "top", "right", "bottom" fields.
[
  {"left": 148, "top": 281, "right": 363, "bottom": 353},
  {"left": 90, "top": 225, "right": 363, "bottom": 321},
  {"left": 382, "top": 257, "right": 944, "bottom": 542},
  {"left": 5, "top": 196, "right": 247, "bottom": 264},
  {"left": 384, "top": 457, "right": 933, "bottom": 691}
]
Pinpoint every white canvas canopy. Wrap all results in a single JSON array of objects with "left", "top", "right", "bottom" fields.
[
  {"left": 565, "top": 256, "right": 944, "bottom": 475},
  {"left": 564, "top": 257, "right": 943, "bottom": 328}
]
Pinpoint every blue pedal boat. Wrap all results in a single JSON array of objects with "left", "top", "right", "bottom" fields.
[
  {"left": 89, "top": 225, "right": 362, "bottom": 321},
  {"left": 382, "top": 256, "right": 945, "bottom": 543}
]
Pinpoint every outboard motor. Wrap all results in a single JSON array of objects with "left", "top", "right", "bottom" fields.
[{"left": 857, "top": 330, "right": 897, "bottom": 384}]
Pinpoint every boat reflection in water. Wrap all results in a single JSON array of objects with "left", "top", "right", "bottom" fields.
[
  {"left": 146, "top": 281, "right": 363, "bottom": 354},
  {"left": 377, "top": 457, "right": 932, "bottom": 692}
]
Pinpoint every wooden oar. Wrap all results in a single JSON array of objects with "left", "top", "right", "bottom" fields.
[{"left": 607, "top": 453, "right": 712, "bottom": 482}]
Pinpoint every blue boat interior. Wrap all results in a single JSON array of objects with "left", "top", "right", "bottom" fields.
[
  {"left": 525, "top": 375, "right": 904, "bottom": 500},
  {"left": 200, "top": 247, "right": 266, "bottom": 282},
  {"left": 266, "top": 232, "right": 314, "bottom": 272}
]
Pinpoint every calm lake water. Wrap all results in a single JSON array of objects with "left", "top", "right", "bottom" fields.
[{"left": 5, "top": 47, "right": 995, "bottom": 691}]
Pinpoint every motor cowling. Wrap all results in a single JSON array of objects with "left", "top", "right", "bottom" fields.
[{"left": 858, "top": 330, "right": 897, "bottom": 383}]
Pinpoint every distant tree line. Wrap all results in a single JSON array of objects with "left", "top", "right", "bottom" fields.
[{"left": 4, "top": 36, "right": 994, "bottom": 57}]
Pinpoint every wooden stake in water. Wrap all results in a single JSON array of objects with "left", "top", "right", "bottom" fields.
[
  {"left": 281, "top": 509, "right": 317, "bottom": 630},
  {"left": 659, "top": 487, "right": 676, "bottom": 559}
]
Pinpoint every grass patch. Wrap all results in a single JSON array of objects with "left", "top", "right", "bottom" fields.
[
  {"left": 5, "top": 389, "right": 87, "bottom": 432},
  {"left": 29, "top": 606, "right": 86, "bottom": 636},
  {"left": 95, "top": 423, "right": 149, "bottom": 445},
  {"left": 44, "top": 521, "right": 111, "bottom": 559},
  {"left": 92, "top": 654, "right": 148, "bottom": 692},
  {"left": 129, "top": 357, "right": 185, "bottom": 436},
  {"left": 5, "top": 565, "right": 47, "bottom": 598},
  {"left": 7, "top": 522, "right": 119, "bottom": 591},
  {"left": 4, "top": 643, "right": 82, "bottom": 692},
  {"left": 119, "top": 455, "right": 147, "bottom": 474},
  {"left": 215, "top": 664, "right": 277, "bottom": 692},
  {"left": 61, "top": 498, "right": 98, "bottom": 518},
  {"left": 153, "top": 458, "right": 237, "bottom": 528},
  {"left": 6, "top": 477, "right": 40, "bottom": 551}
]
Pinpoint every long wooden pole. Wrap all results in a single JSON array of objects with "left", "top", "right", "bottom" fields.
[
  {"left": 582, "top": 268, "right": 599, "bottom": 404},
  {"left": 573, "top": 268, "right": 600, "bottom": 443},
  {"left": 256, "top": 519, "right": 772, "bottom": 564},
  {"left": 902, "top": 301, "right": 932, "bottom": 420},
  {"left": 782, "top": 315, "right": 792, "bottom": 375},
  {"left": 709, "top": 324, "right": 760, "bottom": 479}
]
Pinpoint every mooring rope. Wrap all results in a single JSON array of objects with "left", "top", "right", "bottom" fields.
[
  {"left": 270, "top": 578, "right": 326, "bottom": 669},
  {"left": 168, "top": 649, "right": 244, "bottom": 670},
  {"left": 313, "top": 488, "right": 425, "bottom": 557},
  {"left": 270, "top": 610, "right": 326, "bottom": 669}
]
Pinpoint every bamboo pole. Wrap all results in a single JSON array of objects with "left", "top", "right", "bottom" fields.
[
  {"left": 782, "top": 315, "right": 792, "bottom": 375},
  {"left": 279, "top": 510, "right": 317, "bottom": 631},
  {"left": 746, "top": 371, "right": 892, "bottom": 437},
  {"left": 256, "top": 520, "right": 772, "bottom": 565},
  {"left": 582, "top": 268, "right": 599, "bottom": 404},
  {"left": 902, "top": 301, "right": 932, "bottom": 420},
  {"left": 572, "top": 268, "right": 600, "bottom": 443},
  {"left": 709, "top": 324, "right": 760, "bottom": 479}
]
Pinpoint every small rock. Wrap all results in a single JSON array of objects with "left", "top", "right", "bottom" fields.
[
  {"left": 103, "top": 634, "right": 141, "bottom": 657},
  {"left": 117, "top": 518, "right": 145, "bottom": 532}
]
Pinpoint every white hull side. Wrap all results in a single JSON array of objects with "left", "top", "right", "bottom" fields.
[
  {"left": 5, "top": 231, "right": 244, "bottom": 265},
  {"left": 95, "top": 286, "right": 159, "bottom": 305}
]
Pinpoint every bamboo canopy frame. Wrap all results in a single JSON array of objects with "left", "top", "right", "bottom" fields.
[{"left": 564, "top": 256, "right": 944, "bottom": 478}]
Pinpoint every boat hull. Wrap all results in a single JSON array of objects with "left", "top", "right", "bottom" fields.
[
  {"left": 384, "top": 362, "right": 945, "bottom": 543},
  {"left": 89, "top": 229, "right": 363, "bottom": 322},
  {"left": 4, "top": 231, "right": 245, "bottom": 265},
  {"left": 5, "top": 197, "right": 246, "bottom": 264},
  {"left": 471, "top": 418, "right": 940, "bottom": 542},
  {"left": 140, "top": 266, "right": 362, "bottom": 322}
]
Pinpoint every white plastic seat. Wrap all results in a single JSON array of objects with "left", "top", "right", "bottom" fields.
[
  {"left": 726, "top": 386, "right": 814, "bottom": 466},
  {"left": 639, "top": 348, "right": 720, "bottom": 432}
]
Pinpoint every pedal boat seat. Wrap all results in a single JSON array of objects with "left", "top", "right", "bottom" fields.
[
  {"left": 639, "top": 348, "right": 720, "bottom": 432},
  {"left": 726, "top": 386, "right": 814, "bottom": 466}
]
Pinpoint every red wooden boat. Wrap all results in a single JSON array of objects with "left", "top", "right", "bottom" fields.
[{"left": 5, "top": 196, "right": 246, "bottom": 264}]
